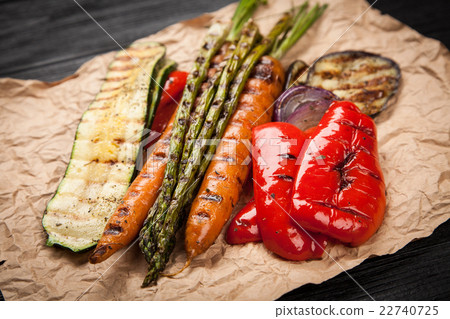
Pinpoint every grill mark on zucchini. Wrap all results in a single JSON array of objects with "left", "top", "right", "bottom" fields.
[
  {"left": 110, "top": 65, "right": 135, "bottom": 72},
  {"left": 42, "top": 42, "right": 166, "bottom": 252},
  {"left": 105, "top": 76, "right": 131, "bottom": 82},
  {"left": 95, "top": 96, "right": 117, "bottom": 101},
  {"left": 81, "top": 118, "right": 146, "bottom": 125},
  {"left": 100, "top": 86, "right": 123, "bottom": 92},
  {"left": 89, "top": 106, "right": 111, "bottom": 111},
  {"left": 115, "top": 56, "right": 132, "bottom": 61},
  {"left": 45, "top": 209, "right": 115, "bottom": 222},
  {"left": 48, "top": 192, "right": 127, "bottom": 208}
]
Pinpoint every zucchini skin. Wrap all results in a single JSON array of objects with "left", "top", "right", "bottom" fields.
[
  {"left": 42, "top": 42, "right": 166, "bottom": 252},
  {"left": 146, "top": 59, "right": 177, "bottom": 129}
]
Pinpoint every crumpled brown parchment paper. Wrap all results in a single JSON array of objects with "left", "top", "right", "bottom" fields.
[{"left": 0, "top": 0, "right": 449, "bottom": 301}]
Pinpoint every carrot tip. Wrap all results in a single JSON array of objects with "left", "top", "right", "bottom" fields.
[
  {"left": 161, "top": 259, "right": 192, "bottom": 278},
  {"left": 88, "top": 252, "right": 100, "bottom": 264}
]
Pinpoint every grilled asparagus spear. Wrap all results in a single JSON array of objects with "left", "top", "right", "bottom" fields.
[
  {"left": 271, "top": 3, "right": 327, "bottom": 60},
  {"left": 229, "top": 0, "right": 267, "bottom": 41},
  {"left": 178, "top": 47, "right": 232, "bottom": 175},
  {"left": 175, "top": 21, "right": 259, "bottom": 202},
  {"left": 179, "top": 1, "right": 267, "bottom": 175},
  {"left": 139, "top": 22, "right": 231, "bottom": 259},
  {"left": 140, "top": 22, "right": 258, "bottom": 275}
]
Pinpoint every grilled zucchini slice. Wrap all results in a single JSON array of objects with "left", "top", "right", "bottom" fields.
[
  {"left": 306, "top": 51, "right": 401, "bottom": 115},
  {"left": 42, "top": 42, "right": 165, "bottom": 252}
]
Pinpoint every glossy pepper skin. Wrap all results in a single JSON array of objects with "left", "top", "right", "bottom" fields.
[
  {"left": 159, "top": 70, "right": 189, "bottom": 108},
  {"left": 150, "top": 71, "right": 189, "bottom": 134},
  {"left": 226, "top": 199, "right": 261, "bottom": 244},
  {"left": 291, "top": 101, "right": 386, "bottom": 246},
  {"left": 225, "top": 126, "right": 318, "bottom": 246},
  {"left": 252, "top": 122, "right": 327, "bottom": 260}
]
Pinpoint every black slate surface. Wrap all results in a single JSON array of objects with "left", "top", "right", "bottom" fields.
[{"left": 0, "top": 0, "right": 449, "bottom": 301}]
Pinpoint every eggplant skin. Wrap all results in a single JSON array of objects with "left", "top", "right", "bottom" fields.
[
  {"left": 285, "top": 60, "right": 309, "bottom": 90},
  {"left": 306, "top": 51, "right": 401, "bottom": 115}
]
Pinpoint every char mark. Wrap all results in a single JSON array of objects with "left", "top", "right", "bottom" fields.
[
  {"left": 276, "top": 174, "right": 294, "bottom": 182},
  {"left": 104, "top": 224, "right": 123, "bottom": 236},
  {"left": 279, "top": 153, "right": 297, "bottom": 160},
  {"left": 199, "top": 193, "right": 223, "bottom": 203}
]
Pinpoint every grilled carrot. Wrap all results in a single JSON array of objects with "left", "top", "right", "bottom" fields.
[
  {"left": 185, "top": 56, "right": 285, "bottom": 260},
  {"left": 89, "top": 109, "right": 176, "bottom": 264}
]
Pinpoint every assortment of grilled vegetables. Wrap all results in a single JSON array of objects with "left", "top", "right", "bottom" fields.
[{"left": 42, "top": 0, "right": 401, "bottom": 287}]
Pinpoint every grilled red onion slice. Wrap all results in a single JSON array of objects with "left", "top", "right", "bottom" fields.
[
  {"left": 284, "top": 60, "right": 309, "bottom": 90},
  {"left": 273, "top": 85, "right": 337, "bottom": 131}
]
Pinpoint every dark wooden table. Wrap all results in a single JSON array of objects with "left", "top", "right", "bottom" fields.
[{"left": 1, "top": 0, "right": 449, "bottom": 301}]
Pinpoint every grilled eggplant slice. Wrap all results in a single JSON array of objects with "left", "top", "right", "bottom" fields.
[
  {"left": 306, "top": 51, "right": 401, "bottom": 115},
  {"left": 42, "top": 42, "right": 166, "bottom": 252},
  {"left": 284, "top": 59, "right": 309, "bottom": 90}
]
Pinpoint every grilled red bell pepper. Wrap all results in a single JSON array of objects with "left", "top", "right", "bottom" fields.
[
  {"left": 226, "top": 199, "right": 261, "bottom": 245},
  {"left": 151, "top": 70, "right": 188, "bottom": 133},
  {"left": 252, "top": 122, "right": 327, "bottom": 260},
  {"left": 159, "top": 70, "right": 188, "bottom": 108},
  {"left": 291, "top": 101, "right": 386, "bottom": 246},
  {"left": 226, "top": 126, "right": 319, "bottom": 246}
]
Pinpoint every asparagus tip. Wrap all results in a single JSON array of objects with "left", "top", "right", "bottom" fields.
[
  {"left": 141, "top": 270, "right": 159, "bottom": 288},
  {"left": 270, "top": 2, "right": 328, "bottom": 59}
]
